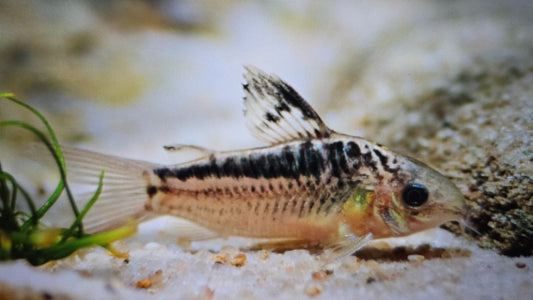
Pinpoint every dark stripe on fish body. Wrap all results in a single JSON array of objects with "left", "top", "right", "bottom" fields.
[
  {"left": 239, "top": 156, "right": 254, "bottom": 178},
  {"left": 362, "top": 150, "right": 384, "bottom": 180},
  {"left": 261, "top": 154, "right": 275, "bottom": 178},
  {"left": 373, "top": 149, "right": 388, "bottom": 168},
  {"left": 156, "top": 142, "right": 327, "bottom": 184},
  {"left": 153, "top": 167, "right": 171, "bottom": 181},
  {"left": 280, "top": 146, "right": 298, "bottom": 179},
  {"left": 307, "top": 144, "right": 325, "bottom": 179},
  {"left": 362, "top": 151, "right": 377, "bottom": 172},
  {"left": 210, "top": 156, "right": 221, "bottom": 178},
  {"left": 373, "top": 148, "right": 400, "bottom": 174},
  {"left": 177, "top": 167, "right": 193, "bottom": 181},
  {"left": 298, "top": 141, "right": 324, "bottom": 179},
  {"left": 192, "top": 164, "right": 210, "bottom": 180},
  {"left": 222, "top": 157, "right": 239, "bottom": 178},
  {"left": 326, "top": 141, "right": 343, "bottom": 178},
  {"left": 337, "top": 179, "right": 346, "bottom": 190},
  {"left": 344, "top": 141, "right": 361, "bottom": 158},
  {"left": 335, "top": 143, "right": 350, "bottom": 174},
  {"left": 344, "top": 141, "right": 362, "bottom": 169},
  {"left": 297, "top": 142, "right": 309, "bottom": 176},
  {"left": 248, "top": 154, "right": 263, "bottom": 178},
  {"left": 266, "top": 153, "right": 281, "bottom": 178}
]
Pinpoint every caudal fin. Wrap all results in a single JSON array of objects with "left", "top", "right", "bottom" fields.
[{"left": 62, "top": 146, "right": 156, "bottom": 233}]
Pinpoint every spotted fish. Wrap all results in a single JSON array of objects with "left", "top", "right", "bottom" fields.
[{"left": 65, "top": 66, "right": 467, "bottom": 257}]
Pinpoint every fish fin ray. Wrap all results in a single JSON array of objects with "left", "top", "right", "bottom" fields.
[
  {"left": 61, "top": 146, "right": 155, "bottom": 233},
  {"left": 320, "top": 233, "right": 373, "bottom": 266},
  {"left": 159, "top": 217, "right": 218, "bottom": 241},
  {"left": 242, "top": 65, "right": 333, "bottom": 145}
]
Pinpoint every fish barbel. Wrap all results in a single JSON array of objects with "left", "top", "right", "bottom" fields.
[{"left": 65, "top": 66, "right": 467, "bottom": 256}]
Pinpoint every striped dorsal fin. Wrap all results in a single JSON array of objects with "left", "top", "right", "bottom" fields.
[{"left": 242, "top": 66, "right": 333, "bottom": 145}]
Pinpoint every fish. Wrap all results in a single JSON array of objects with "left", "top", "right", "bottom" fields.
[{"left": 64, "top": 66, "right": 467, "bottom": 258}]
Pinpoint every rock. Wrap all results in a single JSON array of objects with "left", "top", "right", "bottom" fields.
[{"left": 376, "top": 63, "right": 533, "bottom": 256}]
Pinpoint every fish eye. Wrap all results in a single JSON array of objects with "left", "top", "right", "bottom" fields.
[{"left": 402, "top": 183, "right": 429, "bottom": 207}]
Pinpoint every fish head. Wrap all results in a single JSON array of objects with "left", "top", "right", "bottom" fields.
[{"left": 371, "top": 156, "right": 467, "bottom": 237}]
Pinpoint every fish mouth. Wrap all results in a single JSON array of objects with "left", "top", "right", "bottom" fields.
[{"left": 440, "top": 202, "right": 479, "bottom": 235}]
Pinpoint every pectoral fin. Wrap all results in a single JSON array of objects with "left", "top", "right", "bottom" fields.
[{"left": 320, "top": 233, "right": 373, "bottom": 264}]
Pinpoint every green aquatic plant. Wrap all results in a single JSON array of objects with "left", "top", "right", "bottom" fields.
[{"left": 0, "top": 93, "right": 136, "bottom": 265}]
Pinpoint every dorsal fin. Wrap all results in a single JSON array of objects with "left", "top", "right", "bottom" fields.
[{"left": 242, "top": 66, "right": 333, "bottom": 145}]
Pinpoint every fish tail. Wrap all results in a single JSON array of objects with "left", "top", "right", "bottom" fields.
[{"left": 61, "top": 146, "right": 156, "bottom": 233}]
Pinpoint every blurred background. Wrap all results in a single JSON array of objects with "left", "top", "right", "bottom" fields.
[
  {"left": 1, "top": 0, "right": 532, "bottom": 256},
  {"left": 1, "top": 0, "right": 530, "bottom": 152}
]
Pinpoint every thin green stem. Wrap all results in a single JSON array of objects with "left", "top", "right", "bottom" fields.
[
  {"left": 0, "top": 172, "right": 20, "bottom": 232},
  {"left": 31, "top": 223, "right": 136, "bottom": 265},
  {"left": 0, "top": 121, "right": 62, "bottom": 228},
  {"left": 2, "top": 96, "right": 83, "bottom": 234},
  {"left": 61, "top": 170, "right": 105, "bottom": 242}
]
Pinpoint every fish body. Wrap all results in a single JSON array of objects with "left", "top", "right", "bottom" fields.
[{"left": 68, "top": 66, "right": 467, "bottom": 255}]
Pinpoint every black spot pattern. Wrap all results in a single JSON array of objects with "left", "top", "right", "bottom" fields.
[
  {"left": 155, "top": 143, "right": 328, "bottom": 182},
  {"left": 270, "top": 79, "right": 320, "bottom": 122},
  {"left": 146, "top": 185, "right": 157, "bottom": 197},
  {"left": 152, "top": 138, "right": 391, "bottom": 199},
  {"left": 265, "top": 112, "right": 280, "bottom": 123},
  {"left": 326, "top": 141, "right": 349, "bottom": 177},
  {"left": 373, "top": 148, "right": 400, "bottom": 174},
  {"left": 280, "top": 146, "right": 298, "bottom": 179},
  {"left": 362, "top": 151, "right": 377, "bottom": 172},
  {"left": 240, "top": 156, "right": 259, "bottom": 178}
]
